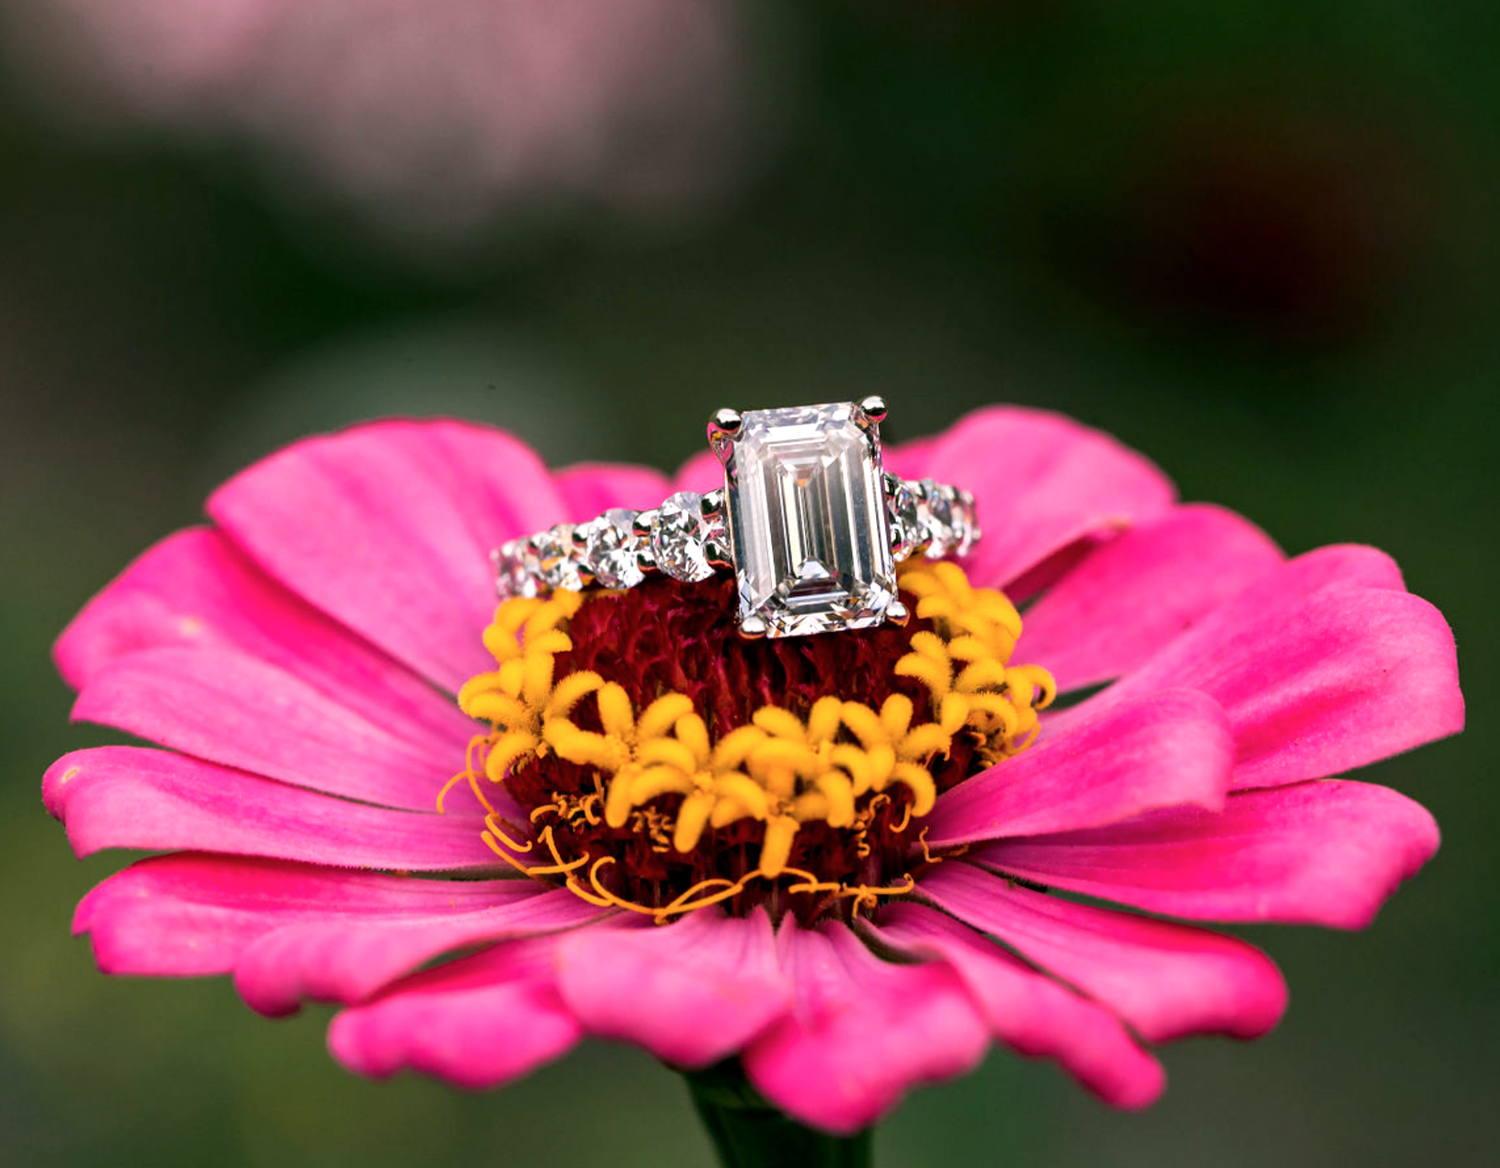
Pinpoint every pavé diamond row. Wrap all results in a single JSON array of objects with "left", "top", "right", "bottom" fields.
[
  {"left": 494, "top": 400, "right": 979, "bottom": 639},
  {"left": 493, "top": 477, "right": 977, "bottom": 601}
]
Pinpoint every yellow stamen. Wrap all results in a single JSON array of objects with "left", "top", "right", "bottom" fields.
[
  {"left": 758, "top": 816, "right": 800, "bottom": 878},
  {"left": 449, "top": 559, "right": 1054, "bottom": 920}
]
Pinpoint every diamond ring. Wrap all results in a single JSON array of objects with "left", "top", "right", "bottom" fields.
[{"left": 493, "top": 398, "right": 979, "bottom": 639}]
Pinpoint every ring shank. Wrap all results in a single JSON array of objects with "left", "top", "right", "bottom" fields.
[{"left": 494, "top": 475, "right": 978, "bottom": 601}]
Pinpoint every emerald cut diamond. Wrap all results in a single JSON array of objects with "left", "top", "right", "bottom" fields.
[
  {"left": 493, "top": 396, "right": 976, "bottom": 618},
  {"left": 721, "top": 402, "right": 898, "bottom": 638}
]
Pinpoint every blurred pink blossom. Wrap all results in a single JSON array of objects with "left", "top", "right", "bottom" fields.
[{"left": 12, "top": 0, "right": 764, "bottom": 235}]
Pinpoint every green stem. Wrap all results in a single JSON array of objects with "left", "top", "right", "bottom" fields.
[{"left": 685, "top": 1061, "right": 873, "bottom": 1168}]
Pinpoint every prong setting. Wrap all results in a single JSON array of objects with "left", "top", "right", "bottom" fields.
[
  {"left": 707, "top": 408, "right": 743, "bottom": 465},
  {"left": 738, "top": 615, "right": 769, "bottom": 639},
  {"left": 492, "top": 400, "right": 980, "bottom": 621}
]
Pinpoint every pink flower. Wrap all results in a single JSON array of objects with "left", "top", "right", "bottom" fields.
[
  {"left": 47, "top": 407, "right": 1461, "bottom": 1134},
  {"left": 18, "top": 0, "right": 756, "bottom": 234}
]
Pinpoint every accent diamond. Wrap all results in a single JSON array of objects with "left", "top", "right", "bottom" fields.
[
  {"left": 494, "top": 540, "right": 544, "bottom": 600},
  {"left": 920, "top": 480, "right": 959, "bottom": 557},
  {"left": 577, "top": 508, "right": 646, "bottom": 589},
  {"left": 724, "top": 402, "right": 896, "bottom": 637},
  {"left": 649, "top": 492, "right": 722, "bottom": 582},
  {"left": 914, "top": 480, "right": 980, "bottom": 559},
  {"left": 534, "top": 525, "right": 588, "bottom": 591},
  {"left": 885, "top": 474, "right": 930, "bottom": 560},
  {"left": 948, "top": 489, "right": 980, "bottom": 557}
]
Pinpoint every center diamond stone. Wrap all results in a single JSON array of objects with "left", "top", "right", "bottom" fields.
[{"left": 723, "top": 402, "right": 897, "bottom": 638}]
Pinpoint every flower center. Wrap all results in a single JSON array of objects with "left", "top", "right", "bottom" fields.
[{"left": 446, "top": 561, "right": 1054, "bottom": 925}]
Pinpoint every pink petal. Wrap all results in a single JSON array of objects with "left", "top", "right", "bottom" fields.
[
  {"left": 235, "top": 888, "right": 604, "bottom": 1017},
  {"left": 1054, "top": 544, "right": 1404, "bottom": 720},
  {"left": 328, "top": 936, "right": 581, "bottom": 1089},
  {"left": 72, "top": 646, "right": 463, "bottom": 811},
  {"left": 1007, "top": 496, "right": 1386, "bottom": 625},
  {"left": 1078, "top": 579, "right": 1464, "bottom": 790},
  {"left": 552, "top": 462, "right": 671, "bottom": 520},
  {"left": 1018, "top": 505, "right": 1284, "bottom": 692},
  {"left": 52, "top": 528, "right": 470, "bottom": 744},
  {"left": 44, "top": 747, "right": 499, "bottom": 872},
  {"left": 975, "top": 779, "right": 1441, "bottom": 929},
  {"left": 925, "top": 689, "right": 1233, "bottom": 849},
  {"left": 1002, "top": 531, "right": 1113, "bottom": 605},
  {"left": 1160, "top": 543, "right": 1408, "bottom": 636},
  {"left": 671, "top": 445, "right": 721, "bottom": 494},
  {"left": 208, "top": 419, "right": 566, "bottom": 692},
  {"left": 74, "top": 853, "right": 535, "bottom": 978},
  {"left": 556, "top": 907, "right": 790, "bottom": 1069},
  {"left": 865, "top": 903, "right": 1164, "bottom": 1109},
  {"left": 918, "top": 406, "right": 1176, "bottom": 589},
  {"left": 881, "top": 433, "right": 941, "bottom": 480},
  {"left": 742, "top": 920, "right": 988, "bottom": 1135},
  {"left": 918, "top": 863, "right": 1287, "bottom": 1043}
]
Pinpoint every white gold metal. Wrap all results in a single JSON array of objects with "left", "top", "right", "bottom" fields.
[
  {"left": 707, "top": 408, "right": 743, "bottom": 455},
  {"left": 492, "top": 400, "right": 979, "bottom": 638},
  {"left": 738, "top": 614, "right": 769, "bottom": 639}
]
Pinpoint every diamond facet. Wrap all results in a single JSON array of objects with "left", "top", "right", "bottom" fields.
[
  {"left": 649, "top": 492, "right": 721, "bottom": 582},
  {"left": 724, "top": 402, "right": 896, "bottom": 637},
  {"left": 578, "top": 508, "right": 646, "bottom": 589},
  {"left": 948, "top": 489, "right": 979, "bottom": 557},
  {"left": 494, "top": 540, "right": 544, "bottom": 600},
  {"left": 534, "top": 525, "right": 588, "bottom": 591},
  {"left": 908, "top": 480, "right": 980, "bottom": 559},
  {"left": 920, "top": 480, "right": 960, "bottom": 557},
  {"left": 885, "top": 474, "right": 930, "bottom": 560}
]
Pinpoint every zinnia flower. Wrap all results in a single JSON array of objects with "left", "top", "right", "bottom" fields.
[{"left": 47, "top": 406, "right": 1462, "bottom": 1137}]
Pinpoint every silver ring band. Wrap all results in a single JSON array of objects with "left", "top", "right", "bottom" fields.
[
  {"left": 493, "top": 400, "right": 978, "bottom": 639},
  {"left": 495, "top": 473, "right": 978, "bottom": 600}
]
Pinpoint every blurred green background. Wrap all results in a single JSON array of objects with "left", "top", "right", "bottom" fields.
[{"left": 1, "top": 1, "right": 1495, "bottom": 1165}]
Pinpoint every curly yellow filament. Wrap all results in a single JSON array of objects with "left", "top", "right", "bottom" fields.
[{"left": 448, "top": 559, "right": 1054, "bottom": 918}]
